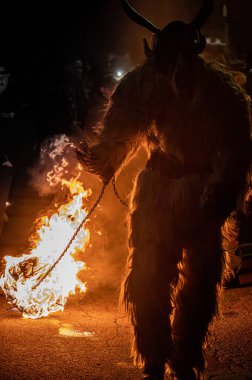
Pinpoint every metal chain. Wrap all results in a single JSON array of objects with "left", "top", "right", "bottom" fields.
[
  {"left": 112, "top": 177, "right": 129, "bottom": 209},
  {"left": 32, "top": 183, "right": 107, "bottom": 290}
]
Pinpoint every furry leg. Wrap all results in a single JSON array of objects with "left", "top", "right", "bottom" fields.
[
  {"left": 121, "top": 170, "right": 183, "bottom": 375},
  {"left": 171, "top": 223, "right": 223, "bottom": 379}
]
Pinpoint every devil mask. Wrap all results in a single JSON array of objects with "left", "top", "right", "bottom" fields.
[{"left": 122, "top": 0, "right": 213, "bottom": 72}]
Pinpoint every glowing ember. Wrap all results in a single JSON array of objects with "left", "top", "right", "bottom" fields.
[{"left": 0, "top": 136, "right": 91, "bottom": 319}]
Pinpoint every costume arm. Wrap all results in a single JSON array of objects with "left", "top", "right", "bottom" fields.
[
  {"left": 76, "top": 73, "right": 149, "bottom": 183},
  {"left": 201, "top": 105, "right": 252, "bottom": 218}
]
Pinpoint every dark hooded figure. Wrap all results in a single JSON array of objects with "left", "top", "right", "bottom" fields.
[{"left": 76, "top": 1, "right": 252, "bottom": 379}]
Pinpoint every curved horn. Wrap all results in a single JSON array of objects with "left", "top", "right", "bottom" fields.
[
  {"left": 121, "top": 0, "right": 160, "bottom": 35},
  {"left": 190, "top": 0, "right": 214, "bottom": 29}
]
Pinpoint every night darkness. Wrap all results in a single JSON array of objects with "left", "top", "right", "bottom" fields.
[
  {"left": 1, "top": 0, "right": 252, "bottom": 132},
  {"left": 1, "top": 2, "right": 252, "bottom": 378},
  {"left": 0, "top": 2, "right": 127, "bottom": 74},
  {"left": 1, "top": 1, "right": 252, "bottom": 79}
]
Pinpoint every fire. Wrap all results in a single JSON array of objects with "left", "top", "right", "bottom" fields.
[{"left": 0, "top": 135, "right": 91, "bottom": 319}]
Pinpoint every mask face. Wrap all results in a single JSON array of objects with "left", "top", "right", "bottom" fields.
[
  {"left": 0, "top": 73, "right": 9, "bottom": 95},
  {"left": 122, "top": 0, "right": 212, "bottom": 66}
]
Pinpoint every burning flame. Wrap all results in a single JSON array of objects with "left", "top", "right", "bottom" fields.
[{"left": 0, "top": 135, "right": 91, "bottom": 319}]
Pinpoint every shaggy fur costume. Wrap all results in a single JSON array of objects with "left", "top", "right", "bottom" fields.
[{"left": 77, "top": 56, "right": 252, "bottom": 379}]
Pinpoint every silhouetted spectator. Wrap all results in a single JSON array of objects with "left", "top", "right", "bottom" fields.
[
  {"left": 0, "top": 64, "right": 37, "bottom": 236},
  {"left": 85, "top": 74, "right": 118, "bottom": 131},
  {"left": 32, "top": 57, "right": 94, "bottom": 144},
  {"left": 99, "top": 74, "right": 118, "bottom": 101},
  {"left": 52, "top": 57, "right": 93, "bottom": 137}
]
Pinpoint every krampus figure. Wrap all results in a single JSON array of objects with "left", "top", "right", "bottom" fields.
[{"left": 77, "top": 1, "right": 252, "bottom": 379}]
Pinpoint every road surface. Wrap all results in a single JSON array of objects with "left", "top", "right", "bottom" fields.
[{"left": 0, "top": 286, "right": 252, "bottom": 380}]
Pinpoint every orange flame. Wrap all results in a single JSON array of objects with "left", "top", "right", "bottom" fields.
[{"left": 0, "top": 136, "right": 91, "bottom": 319}]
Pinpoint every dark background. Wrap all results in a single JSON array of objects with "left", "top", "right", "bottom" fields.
[
  {"left": 1, "top": 1, "right": 252, "bottom": 74},
  {"left": 1, "top": 0, "right": 252, "bottom": 130}
]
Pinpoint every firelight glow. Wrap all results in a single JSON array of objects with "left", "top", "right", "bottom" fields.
[{"left": 0, "top": 136, "right": 91, "bottom": 319}]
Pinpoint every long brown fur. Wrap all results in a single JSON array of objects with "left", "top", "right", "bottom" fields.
[{"left": 77, "top": 56, "right": 252, "bottom": 379}]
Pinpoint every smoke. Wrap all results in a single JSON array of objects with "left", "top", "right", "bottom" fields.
[
  {"left": 28, "top": 133, "right": 147, "bottom": 292},
  {"left": 28, "top": 134, "right": 77, "bottom": 196}
]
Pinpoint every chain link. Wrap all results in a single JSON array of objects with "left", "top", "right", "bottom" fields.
[
  {"left": 32, "top": 184, "right": 107, "bottom": 290},
  {"left": 32, "top": 177, "right": 127, "bottom": 291},
  {"left": 112, "top": 177, "right": 129, "bottom": 209}
]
